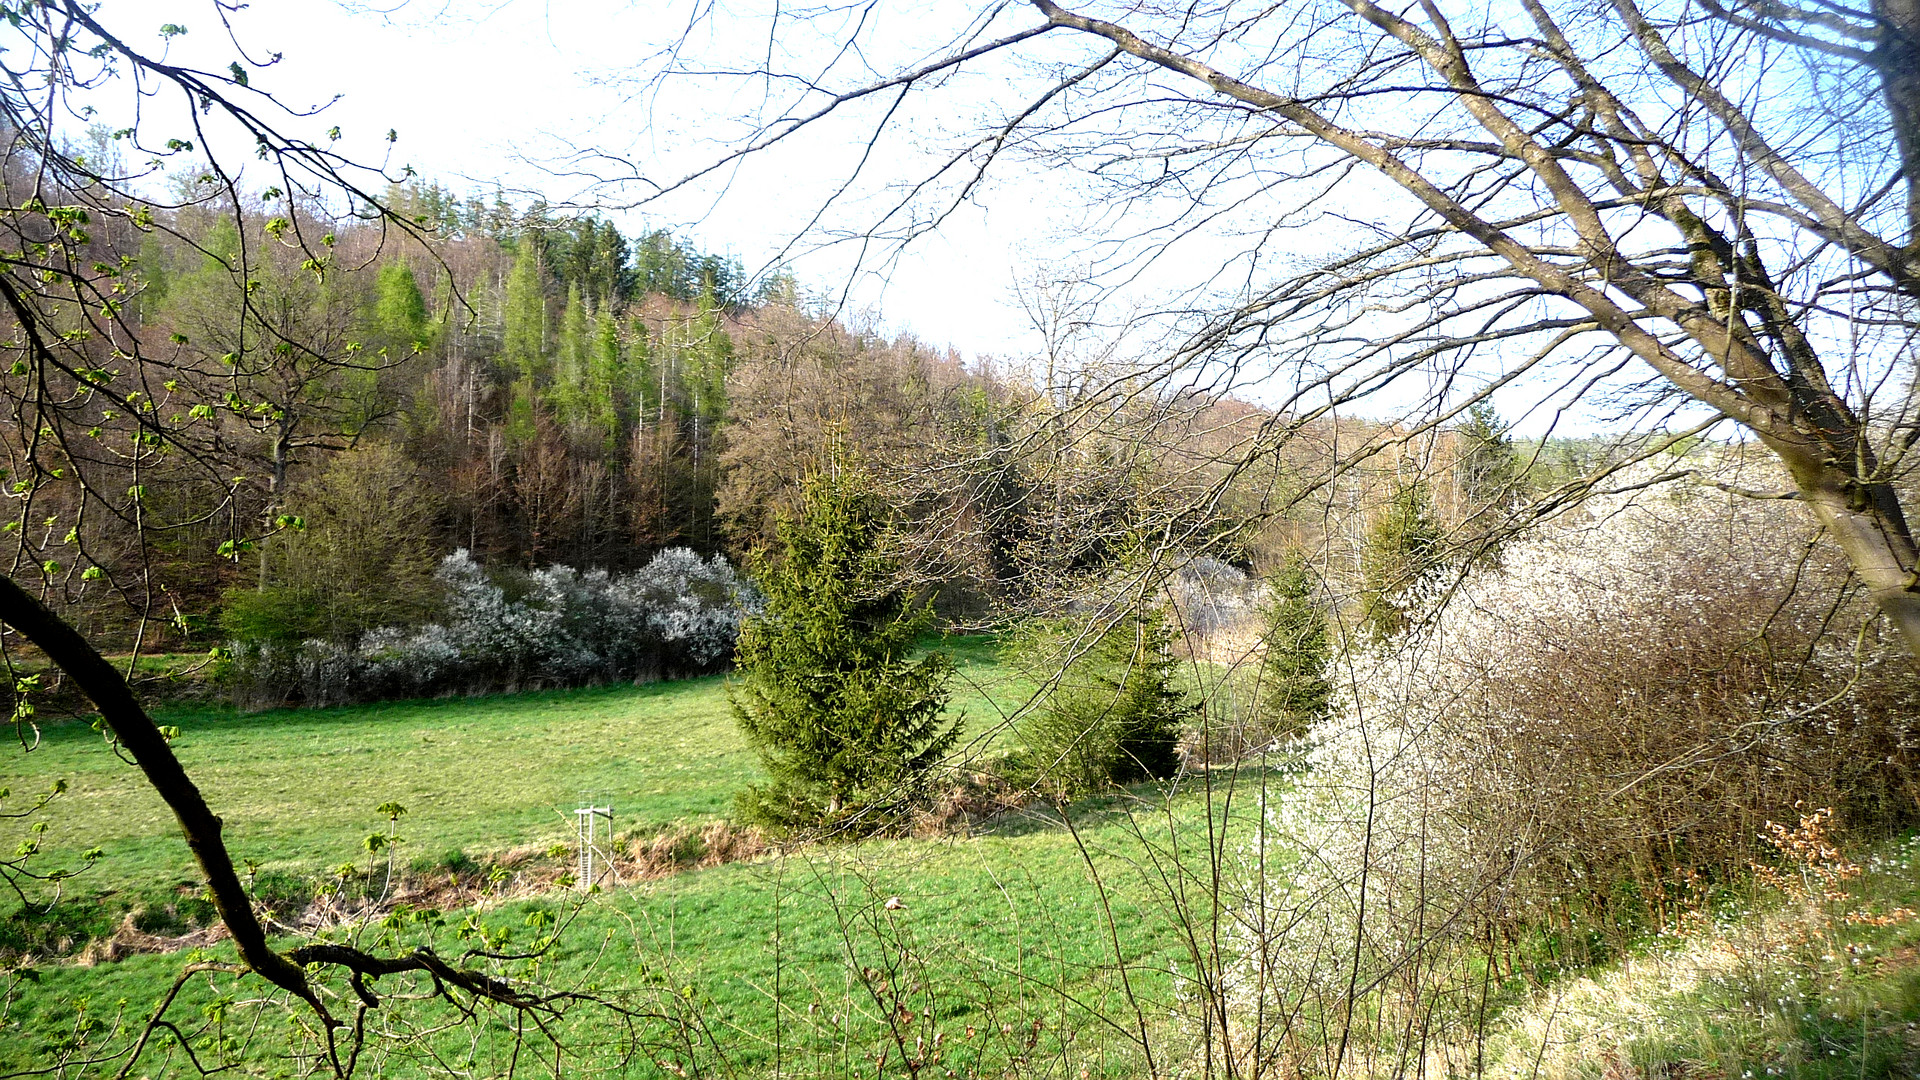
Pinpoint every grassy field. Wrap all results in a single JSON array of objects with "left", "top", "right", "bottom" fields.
[
  {"left": 0, "top": 636, "right": 1028, "bottom": 897},
  {"left": 5, "top": 632, "right": 1918, "bottom": 1078},
  {"left": 4, "top": 795, "right": 1242, "bottom": 1076},
  {"left": 0, "top": 635, "right": 1277, "bottom": 1076}
]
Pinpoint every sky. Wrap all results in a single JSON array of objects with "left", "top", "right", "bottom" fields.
[
  {"left": 60, "top": 0, "right": 1757, "bottom": 441},
  {"left": 85, "top": 0, "right": 1061, "bottom": 363}
]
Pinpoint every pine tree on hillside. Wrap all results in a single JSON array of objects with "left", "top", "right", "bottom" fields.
[
  {"left": 625, "top": 315, "right": 659, "bottom": 418},
  {"left": 501, "top": 239, "right": 549, "bottom": 381},
  {"left": 731, "top": 465, "right": 956, "bottom": 837},
  {"left": 554, "top": 283, "right": 590, "bottom": 423},
  {"left": 585, "top": 307, "right": 622, "bottom": 445},
  {"left": 370, "top": 262, "right": 430, "bottom": 357},
  {"left": 635, "top": 230, "right": 691, "bottom": 298}
]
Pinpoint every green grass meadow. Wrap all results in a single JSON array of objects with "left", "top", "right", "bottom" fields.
[
  {"left": 5, "top": 636, "right": 1027, "bottom": 895},
  {"left": 16, "top": 679, "right": 753, "bottom": 894},
  {"left": 0, "top": 636, "right": 1274, "bottom": 1075},
  {"left": 5, "top": 802, "right": 1230, "bottom": 1076},
  {"left": 11, "top": 633, "right": 1911, "bottom": 1079}
]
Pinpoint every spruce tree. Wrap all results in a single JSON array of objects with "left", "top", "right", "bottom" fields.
[
  {"left": 731, "top": 465, "right": 956, "bottom": 836},
  {"left": 501, "top": 239, "right": 549, "bottom": 381},
  {"left": 1257, "top": 554, "right": 1331, "bottom": 742},
  {"left": 1456, "top": 401, "right": 1525, "bottom": 563},
  {"left": 370, "top": 261, "right": 430, "bottom": 356},
  {"left": 1358, "top": 478, "right": 1446, "bottom": 640},
  {"left": 625, "top": 316, "right": 658, "bottom": 417},
  {"left": 554, "top": 283, "right": 589, "bottom": 423},
  {"left": 585, "top": 307, "right": 622, "bottom": 446},
  {"left": 1458, "top": 400, "right": 1523, "bottom": 509},
  {"left": 1009, "top": 602, "right": 1191, "bottom": 794}
]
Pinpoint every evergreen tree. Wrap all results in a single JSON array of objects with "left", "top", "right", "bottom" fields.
[
  {"left": 370, "top": 261, "right": 430, "bottom": 357},
  {"left": 1458, "top": 400, "right": 1523, "bottom": 509},
  {"left": 635, "top": 229, "right": 690, "bottom": 298},
  {"left": 585, "top": 307, "right": 622, "bottom": 445},
  {"left": 695, "top": 253, "right": 744, "bottom": 306},
  {"left": 625, "top": 316, "right": 658, "bottom": 419},
  {"left": 553, "top": 217, "right": 635, "bottom": 305},
  {"left": 554, "top": 283, "right": 590, "bottom": 422},
  {"left": 731, "top": 465, "right": 957, "bottom": 836},
  {"left": 1359, "top": 477, "right": 1446, "bottom": 640},
  {"left": 683, "top": 288, "right": 732, "bottom": 427},
  {"left": 671, "top": 288, "right": 733, "bottom": 546},
  {"left": 1256, "top": 554, "right": 1331, "bottom": 742},
  {"left": 600, "top": 225, "right": 635, "bottom": 304},
  {"left": 504, "top": 377, "right": 538, "bottom": 448},
  {"left": 486, "top": 189, "right": 515, "bottom": 238},
  {"left": 1009, "top": 602, "right": 1191, "bottom": 794},
  {"left": 501, "top": 238, "right": 549, "bottom": 381},
  {"left": 463, "top": 194, "right": 489, "bottom": 238},
  {"left": 755, "top": 268, "right": 802, "bottom": 309}
]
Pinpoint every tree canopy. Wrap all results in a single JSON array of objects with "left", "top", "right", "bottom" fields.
[{"left": 625, "top": 0, "right": 1920, "bottom": 658}]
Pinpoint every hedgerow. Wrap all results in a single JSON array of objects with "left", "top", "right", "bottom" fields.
[{"left": 223, "top": 548, "right": 757, "bottom": 708}]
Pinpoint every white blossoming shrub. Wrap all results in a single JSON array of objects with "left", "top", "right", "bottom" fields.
[
  {"left": 1222, "top": 463, "right": 1920, "bottom": 1076},
  {"left": 1166, "top": 556, "right": 1260, "bottom": 638},
  {"left": 616, "top": 546, "right": 763, "bottom": 670},
  {"left": 225, "top": 548, "right": 758, "bottom": 708}
]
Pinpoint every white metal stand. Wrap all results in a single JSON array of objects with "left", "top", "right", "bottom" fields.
[{"left": 574, "top": 804, "right": 613, "bottom": 892}]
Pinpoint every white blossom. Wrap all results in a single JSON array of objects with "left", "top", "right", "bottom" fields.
[{"left": 226, "top": 547, "right": 757, "bottom": 707}]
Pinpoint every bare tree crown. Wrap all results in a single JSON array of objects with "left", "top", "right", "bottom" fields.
[{"left": 622, "top": 0, "right": 1920, "bottom": 654}]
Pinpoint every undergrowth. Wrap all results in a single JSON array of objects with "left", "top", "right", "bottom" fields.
[{"left": 1460, "top": 823, "right": 1920, "bottom": 1079}]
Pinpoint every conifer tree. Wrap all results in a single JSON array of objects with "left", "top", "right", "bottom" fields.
[
  {"left": 680, "top": 287, "right": 733, "bottom": 426},
  {"left": 1458, "top": 401, "right": 1523, "bottom": 510},
  {"left": 1359, "top": 478, "right": 1446, "bottom": 640},
  {"left": 370, "top": 261, "right": 430, "bottom": 357},
  {"left": 731, "top": 464, "right": 956, "bottom": 836},
  {"left": 585, "top": 307, "right": 622, "bottom": 445},
  {"left": 1257, "top": 554, "right": 1331, "bottom": 742},
  {"left": 554, "top": 283, "right": 590, "bottom": 422},
  {"left": 505, "top": 378, "right": 538, "bottom": 449},
  {"left": 676, "top": 288, "right": 733, "bottom": 545},
  {"left": 1009, "top": 602, "right": 1190, "bottom": 794},
  {"left": 636, "top": 230, "right": 691, "bottom": 298},
  {"left": 486, "top": 189, "right": 514, "bottom": 238},
  {"left": 625, "top": 316, "right": 658, "bottom": 419},
  {"left": 501, "top": 239, "right": 549, "bottom": 381}
]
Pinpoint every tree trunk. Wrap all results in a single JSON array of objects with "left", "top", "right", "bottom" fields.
[
  {"left": 1780, "top": 454, "right": 1920, "bottom": 657},
  {"left": 1878, "top": 0, "right": 1920, "bottom": 248}
]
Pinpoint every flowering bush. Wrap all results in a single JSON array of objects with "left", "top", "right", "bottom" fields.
[
  {"left": 1219, "top": 461, "right": 1920, "bottom": 1076},
  {"left": 224, "top": 548, "right": 759, "bottom": 708},
  {"left": 1165, "top": 556, "right": 1260, "bottom": 638}
]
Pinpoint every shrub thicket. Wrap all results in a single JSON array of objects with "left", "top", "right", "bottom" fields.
[
  {"left": 1228, "top": 466, "right": 1920, "bottom": 1073},
  {"left": 224, "top": 548, "right": 753, "bottom": 708}
]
